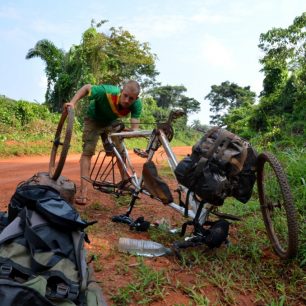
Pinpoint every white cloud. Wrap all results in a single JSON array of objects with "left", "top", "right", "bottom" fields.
[
  {"left": 0, "top": 5, "right": 20, "bottom": 19},
  {"left": 28, "top": 19, "right": 71, "bottom": 35},
  {"left": 125, "top": 15, "right": 188, "bottom": 40},
  {"left": 199, "top": 36, "right": 236, "bottom": 70},
  {"left": 0, "top": 26, "right": 29, "bottom": 42},
  {"left": 190, "top": 7, "right": 237, "bottom": 24}
]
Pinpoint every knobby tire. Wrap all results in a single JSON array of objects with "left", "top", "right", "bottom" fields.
[{"left": 257, "top": 152, "right": 298, "bottom": 259}]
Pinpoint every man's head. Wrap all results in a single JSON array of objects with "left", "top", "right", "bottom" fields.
[{"left": 120, "top": 80, "right": 140, "bottom": 108}]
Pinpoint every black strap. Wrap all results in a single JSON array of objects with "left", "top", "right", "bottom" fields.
[
  {"left": 184, "top": 190, "right": 192, "bottom": 218},
  {"left": 21, "top": 209, "right": 80, "bottom": 300},
  {"left": 180, "top": 220, "right": 193, "bottom": 237},
  {"left": 21, "top": 208, "right": 64, "bottom": 273},
  {"left": 205, "top": 128, "right": 227, "bottom": 160},
  {"left": 46, "top": 282, "right": 79, "bottom": 301}
]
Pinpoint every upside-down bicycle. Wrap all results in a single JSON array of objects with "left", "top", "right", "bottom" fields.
[{"left": 49, "top": 108, "right": 299, "bottom": 259}]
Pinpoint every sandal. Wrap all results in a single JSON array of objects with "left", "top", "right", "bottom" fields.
[{"left": 75, "top": 196, "right": 87, "bottom": 206}]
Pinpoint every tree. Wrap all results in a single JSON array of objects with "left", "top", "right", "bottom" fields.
[
  {"left": 205, "top": 81, "right": 256, "bottom": 126},
  {"left": 254, "top": 12, "right": 306, "bottom": 134},
  {"left": 147, "top": 85, "right": 200, "bottom": 114},
  {"left": 191, "top": 119, "right": 209, "bottom": 133},
  {"left": 26, "top": 21, "right": 159, "bottom": 112},
  {"left": 147, "top": 85, "right": 186, "bottom": 108},
  {"left": 26, "top": 39, "right": 69, "bottom": 111}
]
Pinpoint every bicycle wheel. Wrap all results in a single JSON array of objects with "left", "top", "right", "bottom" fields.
[
  {"left": 49, "top": 108, "right": 74, "bottom": 180},
  {"left": 257, "top": 152, "right": 298, "bottom": 259}
]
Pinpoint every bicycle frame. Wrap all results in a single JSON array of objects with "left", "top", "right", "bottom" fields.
[{"left": 90, "top": 126, "right": 210, "bottom": 227}]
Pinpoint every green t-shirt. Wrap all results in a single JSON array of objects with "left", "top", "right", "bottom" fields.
[{"left": 87, "top": 84, "right": 142, "bottom": 126}]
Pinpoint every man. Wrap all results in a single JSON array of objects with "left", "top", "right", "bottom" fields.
[{"left": 64, "top": 80, "right": 141, "bottom": 205}]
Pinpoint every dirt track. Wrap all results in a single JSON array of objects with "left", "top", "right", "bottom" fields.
[{"left": 0, "top": 146, "right": 192, "bottom": 217}]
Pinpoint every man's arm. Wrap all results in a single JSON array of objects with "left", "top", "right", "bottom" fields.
[{"left": 63, "top": 84, "right": 91, "bottom": 112}]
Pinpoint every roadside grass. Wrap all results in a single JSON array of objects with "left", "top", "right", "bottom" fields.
[
  {"left": 111, "top": 257, "right": 168, "bottom": 305},
  {"left": 178, "top": 284, "right": 211, "bottom": 305},
  {"left": 145, "top": 194, "right": 305, "bottom": 305},
  {"left": 115, "top": 195, "right": 132, "bottom": 208},
  {"left": 0, "top": 118, "right": 83, "bottom": 156},
  {"left": 0, "top": 119, "right": 191, "bottom": 157}
]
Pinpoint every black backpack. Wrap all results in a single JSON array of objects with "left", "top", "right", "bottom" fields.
[
  {"left": 8, "top": 183, "right": 93, "bottom": 230},
  {"left": 175, "top": 127, "right": 257, "bottom": 205},
  {"left": 0, "top": 184, "right": 107, "bottom": 306}
]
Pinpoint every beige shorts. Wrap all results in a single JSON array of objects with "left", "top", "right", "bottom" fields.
[{"left": 82, "top": 117, "right": 124, "bottom": 156}]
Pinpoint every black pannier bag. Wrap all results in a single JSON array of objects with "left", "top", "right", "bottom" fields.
[
  {"left": 230, "top": 145, "right": 257, "bottom": 203},
  {"left": 175, "top": 127, "right": 257, "bottom": 205}
]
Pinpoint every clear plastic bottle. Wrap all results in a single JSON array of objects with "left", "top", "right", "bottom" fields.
[{"left": 118, "top": 237, "right": 172, "bottom": 257}]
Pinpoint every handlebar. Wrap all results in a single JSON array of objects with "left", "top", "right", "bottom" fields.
[{"left": 107, "top": 109, "right": 186, "bottom": 139}]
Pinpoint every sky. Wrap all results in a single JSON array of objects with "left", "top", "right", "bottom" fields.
[{"left": 0, "top": 0, "right": 305, "bottom": 124}]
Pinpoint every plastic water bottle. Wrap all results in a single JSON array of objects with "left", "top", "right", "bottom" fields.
[{"left": 118, "top": 237, "right": 172, "bottom": 257}]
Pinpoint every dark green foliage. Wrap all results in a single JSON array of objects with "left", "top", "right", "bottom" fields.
[
  {"left": 0, "top": 96, "right": 55, "bottom": 128},
  {"left": 254, "top": 12, "right": 306, "bottom": 137},
  {"left": 205, "top": 81, "right": 256, "bottom": 127},
  {"left": 146, "top": 85, "right": 200, "bottom": 115}
]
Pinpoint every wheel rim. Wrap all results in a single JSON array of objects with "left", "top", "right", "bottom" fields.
[{"left": 49, "top": 108, "right": 74, "bottom": 180}]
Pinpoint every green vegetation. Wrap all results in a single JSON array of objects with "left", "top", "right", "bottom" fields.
[
  {"left": 0, "top": 94, "right": 200, "bottom": 157},
  {"left": 111, "top": 257, "right": 167, "bottom": 305}
]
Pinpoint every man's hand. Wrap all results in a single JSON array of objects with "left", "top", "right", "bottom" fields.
[
  {"left": 62, "top": 84, "right": 91, "bottom": 114},
  {"left": 63, "top": 102, "right": 74, "bottom": 115}
]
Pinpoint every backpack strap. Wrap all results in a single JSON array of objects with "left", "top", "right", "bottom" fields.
[
  {"left": 0, "top": 216, "right": 24, "bottom": 244},
  {"left": 20, "top": 209, "right": 81, "bottom": 301},
  {"left": 20, "top": 208, "right": 64, "bottom": 273},
  {"left": 0, "top": 278, "right": 55, "bottom": 306},
  {"left": 72, "top": 231, "right": 87, "bottom": 292}
]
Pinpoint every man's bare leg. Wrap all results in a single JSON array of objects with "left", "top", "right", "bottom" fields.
[
  {"left": 112, "top": 136, "right": 129, "bottom": 182},
  {"left": 75, "top": 153, "right": 92, "bottom": 205}
]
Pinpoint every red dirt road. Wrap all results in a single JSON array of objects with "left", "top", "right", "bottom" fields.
[{"left": 0, "top": 146, "right": 192, "bottom": 214}]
